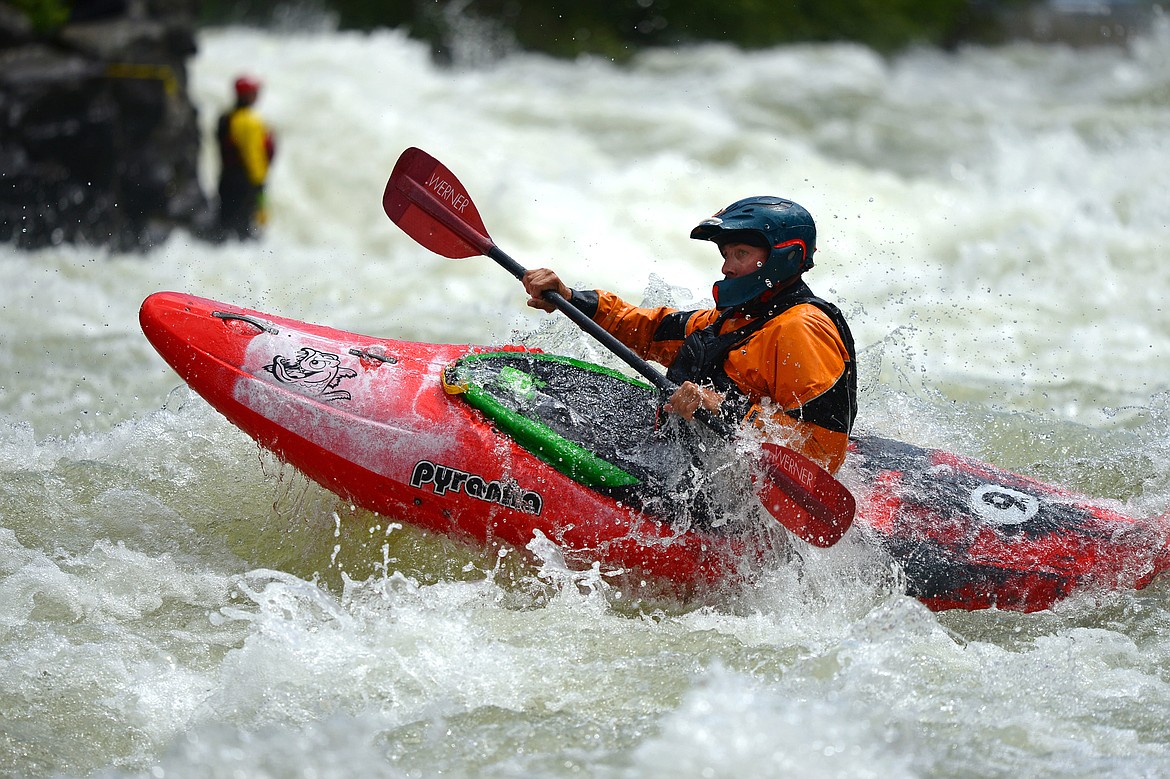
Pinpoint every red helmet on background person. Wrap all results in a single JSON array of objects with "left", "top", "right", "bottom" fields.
[{"left": 234, "top": 76, "right": 261, "bottom": 101}]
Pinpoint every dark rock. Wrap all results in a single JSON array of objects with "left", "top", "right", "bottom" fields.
[
  {"left": 0, "top": 3, "right": 34, "bottom": 47},
  {"left": 0, "top": 0, "right": 210, "bottom": 251}
]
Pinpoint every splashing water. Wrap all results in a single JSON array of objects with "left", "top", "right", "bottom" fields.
[{"left": 4, "top": 20, "right": 1170, "bottom": 778}]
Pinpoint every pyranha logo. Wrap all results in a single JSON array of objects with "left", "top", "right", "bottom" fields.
[
  {"left": 410, "top": 460, "right": 543, "bottom": 515},
  {"left": 263, "top": 347, "right": 357, "bottom": 401}
]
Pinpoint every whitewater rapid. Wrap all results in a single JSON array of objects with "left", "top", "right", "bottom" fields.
[{"left": 2, "top": 18, "right": 1170, "bottom": 778}]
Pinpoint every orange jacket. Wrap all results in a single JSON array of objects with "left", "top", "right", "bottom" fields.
[{"left": 582, "top": 287, "right": 855, "bottom": 473}]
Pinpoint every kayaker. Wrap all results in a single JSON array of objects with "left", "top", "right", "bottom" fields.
[
  {"left": 522, "top": 196, "right": 857, "bottom": 473},
  {"left": 216, "top": 75, "right": 274, "bottom": 240}
]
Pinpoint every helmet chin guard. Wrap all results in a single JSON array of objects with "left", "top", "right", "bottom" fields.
[
  {"left": 711, "top": 239, "right": 808, "bottom": 309},
  {"left": 691, "top": 196, "right": 817, "bottom": 309}
]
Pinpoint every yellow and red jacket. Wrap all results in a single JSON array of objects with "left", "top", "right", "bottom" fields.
[
  {"left": 218, "top": 106, "right": 271, "bottom": 187},
  {"left": 570, "top": 282, "right": 856, "bottom": 473}
]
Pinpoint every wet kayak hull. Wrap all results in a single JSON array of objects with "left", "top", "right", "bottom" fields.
[{"left": 139, "top": 291, "right": 1170, "bottom": 611}]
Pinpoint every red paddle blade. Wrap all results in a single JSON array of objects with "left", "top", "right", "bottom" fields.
[
  {"left": 383, "top": 147, "right": 493, "bottom": 259},
  {"left": 755, "top": 443, "right": 856, "bottom": 547}
]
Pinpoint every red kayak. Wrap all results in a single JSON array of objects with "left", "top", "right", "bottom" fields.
[{"left": 140, "top": 290, "right": 1170, "bottom": 611}]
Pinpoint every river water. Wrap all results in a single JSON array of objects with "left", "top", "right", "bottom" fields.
[{"left": 3, "top": 20, "right": 1170, "bottom": 778}]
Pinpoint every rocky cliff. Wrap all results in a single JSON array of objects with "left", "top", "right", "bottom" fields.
[{"left": 1, "top": 0, "right": 209, "bottom": 251}]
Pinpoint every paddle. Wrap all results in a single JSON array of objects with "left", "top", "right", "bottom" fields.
[{"left": 383, "top": 147, "right": 855, "bottom": 546}]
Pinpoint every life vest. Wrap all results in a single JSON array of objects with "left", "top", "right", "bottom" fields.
[
  {"left": 664, "top": 280, "right": 857, "bottom": 436},
  {"left": 217, "top": 106, "right": 271, "bottom": 186}
]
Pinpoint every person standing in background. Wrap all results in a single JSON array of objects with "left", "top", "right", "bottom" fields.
[{"left": 216, "top": 75, "right": 274, "bottom": 240}]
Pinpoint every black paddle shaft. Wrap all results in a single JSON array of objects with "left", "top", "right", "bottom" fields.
[{"left": 487, "top": 245, "right": 734, "bottom": 439}]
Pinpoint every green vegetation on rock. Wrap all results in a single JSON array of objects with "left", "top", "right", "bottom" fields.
[{"left": 11, "top": 0, "right": 71, "bottom": 34}]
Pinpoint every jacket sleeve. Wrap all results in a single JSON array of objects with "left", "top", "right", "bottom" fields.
[{"left": 584, "top": 289, "right": 698, "bottom": 368}]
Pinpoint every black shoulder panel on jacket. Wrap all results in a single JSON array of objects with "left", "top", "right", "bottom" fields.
[{"left": 652, "top": 310, "right": 696, "bottom": 343}]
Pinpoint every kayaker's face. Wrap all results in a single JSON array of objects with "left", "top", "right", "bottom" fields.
[{"left": 719, "top": 242, "right": 768, "bottom": 279}]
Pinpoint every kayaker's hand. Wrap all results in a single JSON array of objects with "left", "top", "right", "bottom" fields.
[
  {"left": 522, "top": 268, "right": 571, "bottom": 313},
  {"left": 664, "top": 381, "right": 723, "bottom": 421}
]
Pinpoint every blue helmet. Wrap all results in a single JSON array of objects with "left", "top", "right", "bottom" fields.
[{"left": 690, "top": 196, "right": 817, "bottom": 309}]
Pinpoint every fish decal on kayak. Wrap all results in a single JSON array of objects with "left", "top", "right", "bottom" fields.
[{"left": 263, "top": 347, "right": 356, "bottom": 401}]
